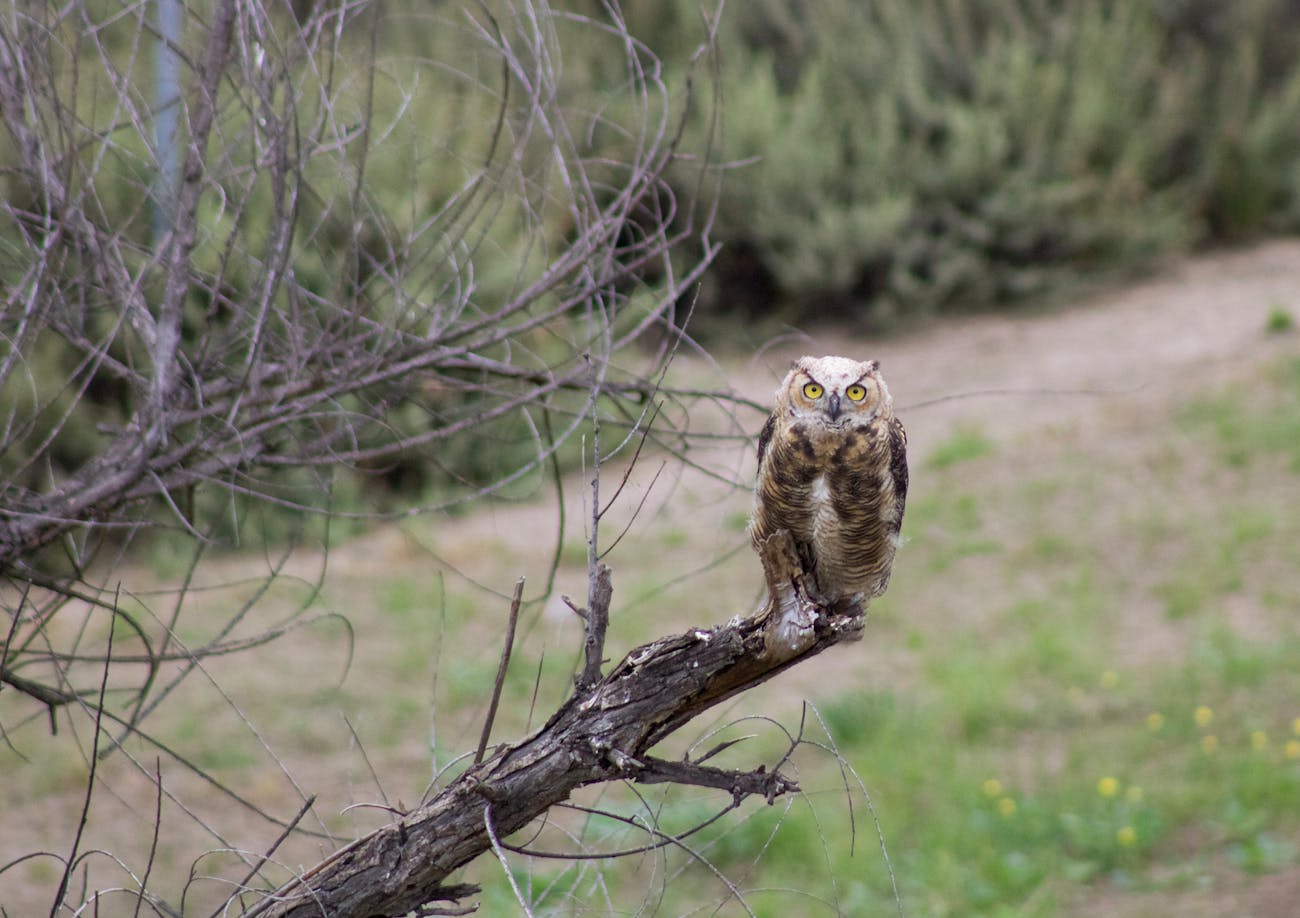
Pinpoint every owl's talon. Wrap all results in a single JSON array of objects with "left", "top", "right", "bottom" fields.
[
  {"left": 828, "top": 594, "right": 864, "bottom": 618},
  {"left": 762, "top": 575, "right": 820, "bottom": 657}
]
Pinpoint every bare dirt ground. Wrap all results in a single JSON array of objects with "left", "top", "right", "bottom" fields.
[{"left": 3, "top": 240, "right": 1300, "bottom": 915}]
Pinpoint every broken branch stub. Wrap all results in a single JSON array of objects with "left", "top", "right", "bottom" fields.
[{"left": 575, "top": 563, "right": 613, "bottom": 692}]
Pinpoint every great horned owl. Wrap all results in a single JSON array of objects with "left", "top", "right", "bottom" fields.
[{"left": 751, "top": 355, "right": 908, "bottom": 618}]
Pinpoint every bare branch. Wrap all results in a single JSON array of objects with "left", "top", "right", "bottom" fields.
[
  {"left": 133, "top": 758, "right": 165, "bottom": 918},
  {"left": 631, "top": 755, "right": 799, "bottom": 803},
  {"left": 484, "top": 803, "right": 536, "bottom": 917},
  {"left": 218, "top": 795, "right": 320, "bottom": 918},
  {"left": 51, "top": 602, "right": 115, "bottom": 915},
  {"left": 245, "top": 532, "right": 860, "bottom": 918},
  {"left": 146, "top": 0, "right": 237, "bottom": 450},
  {"left": 474, "top": 576, "right": 525, "bottom": 765}
]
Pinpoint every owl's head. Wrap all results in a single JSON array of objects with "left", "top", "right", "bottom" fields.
[{"left": 780, "top": 355, "right": 891, "bottom": 424}]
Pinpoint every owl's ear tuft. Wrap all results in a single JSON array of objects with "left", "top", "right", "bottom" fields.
[{"left": 864, "top": 359, "right": 881, "bottom": 373}]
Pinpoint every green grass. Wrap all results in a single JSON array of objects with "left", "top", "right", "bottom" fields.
[
  {"left": 1178, "top": 357, "right": 1300, "bottom": 471},
  {"left": 1266, "top": 304, "right": 1295, "bottom": 334},
  {"left": 482, "top": 631, "right": 1300, "bottom": 916},
  {"left": 926, "top": 425, "right": 997, "bottom": 469}
]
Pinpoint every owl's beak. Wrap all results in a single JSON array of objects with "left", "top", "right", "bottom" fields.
[{"left": 828, "top": 392, "right": 841, "bottom": 420}]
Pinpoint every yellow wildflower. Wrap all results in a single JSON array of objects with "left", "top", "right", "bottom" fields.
[
  {"left": 998, "top": 797, "right": 1017, "bottom": 817},
  {"left": 982, "top": 778, "right": 1002, "bottom": 797},
  {"left": 1201, "top": 734, "right": 1219, "bottom": 754},
  {"left": 1194, "top": 706, "right": 1213, "bottom": 728},
  {"left": 1146, "top": 712, "right": 1165, "bottom": 732},
  {"left": 1097, "top": 776, "right": 1120, "bottom": 798},
  {"left": 1116, "top": 826, "right": 1137, "bottom": 847},
  {"left": 1251, "top": 730, "right": 1268, "bottom": 751}
]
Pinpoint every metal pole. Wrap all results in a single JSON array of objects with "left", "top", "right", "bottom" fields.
[{"left": 152, "top": 0, "right": 182, "bottom": 246}]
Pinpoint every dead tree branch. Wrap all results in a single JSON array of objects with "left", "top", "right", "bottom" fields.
[
  {"left": 474, "top": 576, "right": 525, "bottom": 765},
  {"left": 247, "top": 532, "right": 860, "bottom": 918}
]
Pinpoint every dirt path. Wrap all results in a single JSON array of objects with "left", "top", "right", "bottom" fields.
[{"left": 749, "top": 239, "right": 1300, "bottom": 458}]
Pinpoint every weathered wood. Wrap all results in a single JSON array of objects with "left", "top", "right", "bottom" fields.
[
  {"left": 247, "top": 531, "right": 864, "bottom": 917},
  {"left": 575, "top": 563, "right": 613, "bottom": 692}
]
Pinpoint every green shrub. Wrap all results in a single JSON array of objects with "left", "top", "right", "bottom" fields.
[{"left": 669, "top": 0, "right": 1300, "bottom": 325}]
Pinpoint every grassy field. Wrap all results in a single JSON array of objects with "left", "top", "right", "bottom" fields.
[{"left": 3, "top": 246, "right": 1300, "bottom": 915}]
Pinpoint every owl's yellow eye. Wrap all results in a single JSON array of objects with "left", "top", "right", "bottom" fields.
[
  {"left": 802, "top": 382, "right": 823, "bottom": 399},
  {"left": 845, "top": 384, "right": 867, "bottom": 402}
]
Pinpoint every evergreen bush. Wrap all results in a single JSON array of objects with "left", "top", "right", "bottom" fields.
[{"left": 670, "top": 0, "right": 1300, "bottom": 325}]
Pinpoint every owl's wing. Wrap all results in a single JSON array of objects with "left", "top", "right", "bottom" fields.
[
  {"left": 888, "top": 415, "right": 908, "bottom": 525},
  {"left": 756, "top": 412, "right": 777, "bottom": 469}
]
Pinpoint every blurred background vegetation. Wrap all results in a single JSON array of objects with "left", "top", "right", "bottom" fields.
[
  {"left": 671, "top": 0, "right": 1300, "bottom": 326},
  {"left": 7, "top": 0, "right": 1300, "bottom": 517}
]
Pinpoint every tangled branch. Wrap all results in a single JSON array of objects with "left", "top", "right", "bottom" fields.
[
  {"left": 0, "top": 0, "right": 733, "bottom": 763},
  {"left": 0, "top": 3, "right": 850, "bottom": 914}
]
